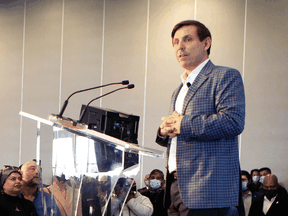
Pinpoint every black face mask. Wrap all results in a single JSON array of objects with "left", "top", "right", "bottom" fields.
[{"left": 263, "top": 189, "right": 278, "bottom": 200}]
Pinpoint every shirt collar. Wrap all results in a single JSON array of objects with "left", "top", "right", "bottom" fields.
[
  {"left": 180, "top": 59, "right": 210, "bottom": 85},
  {"left": 243, "top": 191, "right": 253, "bottom": 198},
  {"left": 264, "top": 194, "right": 277, "bottom": 202}
]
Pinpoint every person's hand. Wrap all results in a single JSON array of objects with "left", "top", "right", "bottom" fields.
[
  {"left": 125, "top": 191, "right": 136, "bottom": 203},
  {"left": 159, "top": 111, "right": 183, "bottom": 138}
]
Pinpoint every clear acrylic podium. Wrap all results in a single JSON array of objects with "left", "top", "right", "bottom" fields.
[{"left": 19, "top": 111, "right": 164, "bottom": 216}]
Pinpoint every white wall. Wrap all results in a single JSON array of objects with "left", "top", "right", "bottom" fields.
[{"left": 1, "top": 0, "right": 288, "bottom": 187}]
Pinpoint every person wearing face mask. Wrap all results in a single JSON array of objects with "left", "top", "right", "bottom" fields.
[
  {"left": 256, "top": 167, "right": 272, "bottom": 195},
  {"left": 242, "top": 170, "right": 261, "bottom": 216},
  {"left": 0, "top": 167, "right": 38, "bottom": 215},
  {"left": 138, "top": 174, "right": 150, "bottom": 194},
  {"left": 248, "top": 174, "right": 288, "bottom": 216},
  {"left": 259, "top": 168, "right": 271, "bottom": 185},
  {"left": 249, "top": 169, "right": 261, "bottom": 194},
  {"left": 139, "top": 169, "right": 167, "bottom": 216}
]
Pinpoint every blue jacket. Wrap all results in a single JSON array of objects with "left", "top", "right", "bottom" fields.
[{"left": 156, "top": 60, "right": 245, "bottom": 209}]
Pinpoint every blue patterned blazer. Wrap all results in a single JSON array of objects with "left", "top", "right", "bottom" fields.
[{"left": 156, "top": 60, "right": 245, "bottom": 209}]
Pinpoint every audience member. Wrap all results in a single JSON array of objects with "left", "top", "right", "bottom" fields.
[
  {"left": 139, "top": 169, "right": 167, "bottom": 216},
  {"left": 259, "top": 167, "right": 271, "bottom": 184},
  {"left": 19, "top": 160, "right": 61, "bottom": 216},
  {"left": 81, "top": 176, "right": 102, "bottom": 215},
  {"left": 250, "top": 169, "right": 261, "bottom": 193},
  {"left": 45, "top": 174, "right": 82, "bottom": 216},
  {"left": 138, "top": 174, "right": 150, "bottom": 194},
  {"left": 0, "top": 167, "right": 38, "bottom": 215},
  {"left": 111, "top": 178, "right": 153, "bottom": 216},
  {"left": 123, "top": 179, "right": 153, "bottom": 216},
  {"left": 248, "top": 174, "right": 288, "bottom": 216},
  {"left": 97, "top": 175, "right": 110, "bottom": 214},
  {"left": 242, "top": 170, "right": 261, "bottom": 216}
]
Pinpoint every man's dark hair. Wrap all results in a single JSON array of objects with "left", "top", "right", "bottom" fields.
[
  {"left": 250, "top": 169, "right": 259, "bottom": 176},
  {"left": 241, "top": 170, "right": 252, "bottom": 182},
  {"left": 149, "top": 169, "right": 164, "bottom": 180},
  {"left": 259, "top": 167, "right": 271, "bottom": 174},
  {"left": 171, "top": 20, "right": 212, "bottom": 55}
]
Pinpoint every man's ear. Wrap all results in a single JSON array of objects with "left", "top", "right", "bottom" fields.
[{"left": 204, "top": 37, "right": 211, "bottom": 51}]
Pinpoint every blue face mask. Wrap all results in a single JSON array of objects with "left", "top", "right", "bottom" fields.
[
  {"left": 252, "top": 176, "right": 260, "bottom": 183},
  {"left": 149, "top": 179, "right": 162, "bottom": 190},
  {"left": 259, "top": 176, "right": 265, "bottom": 184},
  {"left": 242, "top": 182, "right": 248, "bottom": 191}
]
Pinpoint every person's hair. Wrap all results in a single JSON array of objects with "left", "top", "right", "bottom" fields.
[
  {"left": 259, "top": 167, "right": 271, "bottom": 174},
  {"left": 171, "top": 20, "right": 212, "bottom": 55},
  {"left": 0, "top": 169, "right": 22, "bottom": 190},
  {"left": 149, "top": 169, "right": 164, "bottom": 180},
  {"left": 250, "top": 169, "right": 259, "bottom": 176},
  {"left": 241, "top": 170, "right": 252, "bottom": 182}
]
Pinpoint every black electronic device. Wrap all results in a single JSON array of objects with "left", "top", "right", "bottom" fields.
[
  {"left": 80, "top": 105, "right": 139, "bottom": 144},
  {"left": 80, "top": 105, "right": 140, "bottom": 171}
]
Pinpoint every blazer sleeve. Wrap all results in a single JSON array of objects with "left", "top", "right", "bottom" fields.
[
  {"left": 155, "top": 128, "right": 169, "bottom": 147},
  {"left": 181, "top": 68, "right": 245, "bottom": 141}
]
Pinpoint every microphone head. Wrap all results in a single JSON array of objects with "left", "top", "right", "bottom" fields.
[
  {"left": 127, "top": 84, "right": 135, "bottom": 89},
  {"left": 122, "top": 80, "right": 129, "bottom": 85}
]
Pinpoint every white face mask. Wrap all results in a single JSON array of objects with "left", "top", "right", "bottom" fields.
[
  {"left": 242, "top": 182, "right": 248, "bottom": 191},
  {"left": 252, "top": 176, "right": 260, "bottom": 183},
  {"left": 149, "top": 179, "right": 162, "bottom": 190},
  {"left": 259, "top": 176, "right": 265, "bottom": 184}
]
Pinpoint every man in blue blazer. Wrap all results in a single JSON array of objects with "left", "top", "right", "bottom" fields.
[{"left": 156, "top": 20, "right": 245, "bottom": 215}]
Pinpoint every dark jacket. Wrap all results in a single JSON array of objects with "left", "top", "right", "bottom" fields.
[
  {"left": 0, "top": 193, "right": 38, "bottom": 215},
  {"left": 248, "top": 186, "right": 288, "bottom": 216},
  {"left": 140, "top": 189, "right": 167, "bottom": 216}
]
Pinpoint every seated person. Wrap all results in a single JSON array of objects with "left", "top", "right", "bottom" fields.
[
  {"left": 111, "top": 177, "right": 153, "bottom": 216},
  {"left": 0, "top": 167, "right": 38, "bottom": 215},
  {"left": 138, "top": 174, "right": 150, "bottom": 194},
  {"left": 45, "top": 173, "right": 82, "bottom": 216},
  {"left": 81, "top": 176, "right": 102, "bottom": 216},
  {"left": 139, "top": 169, "right": 167, "bottom": 216},
  {"left": 19, "top": 160, "right": 61, "bottom": 216},
  {"left": 248, "top": 174, "right": 288, "bottom": 216}
]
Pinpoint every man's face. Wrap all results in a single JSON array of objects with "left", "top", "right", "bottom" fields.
[
  {"left": 263, "top": 175, "right": 278, "bottom": 190},
  {"left": 260, "top": 170, "right": 269, "bottom": 177},
  {"left": 172, "top": 25, "right": 211, "bottom": 73},
  {"left": 149, "top": 172, "right": 164, "bottom": 187},
  {"left": 20, "top": 161, "right": 39, "bottom": 187},
  {"left": 251, "top": 171, "right": 260, "bottom": 177},
  {"left": 242, "top": 175, "right": 249, "bottom": 184}
]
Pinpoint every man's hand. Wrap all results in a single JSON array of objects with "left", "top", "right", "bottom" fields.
[{"left": 159, "top": 111, "right": 184, "bottom": 138}]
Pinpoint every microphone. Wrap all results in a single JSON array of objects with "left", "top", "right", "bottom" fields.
[
  {"left": 187, "top": 82, "right": 191, "bottom": 87},
  {"left": 57, "top": 80, "right": 129, "bottom": 117},
  {"left": 78, "top": 84, "right": 135, "bottom": 123}
]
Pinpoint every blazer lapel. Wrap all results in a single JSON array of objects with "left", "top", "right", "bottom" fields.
[
  {"left": 182, "top": 60, "right": 214, "bottom": 114},
  {"left": 171, "top": 84, "right": 183, "bottom": 112}
]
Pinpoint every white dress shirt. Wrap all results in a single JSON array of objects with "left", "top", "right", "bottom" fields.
[
  {"left": 168, "top": 59, "right": 209, "bottom": 172},
  {"left": 263, "top": 195, "right": 277, "bottom": 214}
]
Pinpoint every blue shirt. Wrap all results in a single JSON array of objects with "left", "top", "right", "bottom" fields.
[{"left": 20, "top": 189, "right": 62, "bottom": 216}]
